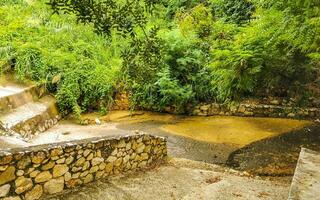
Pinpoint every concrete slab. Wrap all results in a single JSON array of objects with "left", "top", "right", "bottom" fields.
[
  {"left": 288, "top": 148, "right": 320, "bottom": 200},
  {"left": 48, "top": 158, "right": 291, "bottom": 200},
  {"left": 0, "top": 85, "right": 25, "bottom": 98}
]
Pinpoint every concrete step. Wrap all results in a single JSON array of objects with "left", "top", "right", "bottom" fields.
[
  {"left": 0, "top": 83, "right": 40, "bottom": 113},
  {"left": 0, "top": 135, "right": 29, "bottom": 149},
  {"left": 288, "top": 148, "right": 320, "bottom": 200},
  {"left": 0, "top": 95, "right": 60, "bottom": 139}
]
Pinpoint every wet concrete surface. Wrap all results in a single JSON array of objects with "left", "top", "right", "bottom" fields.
[
  {"left": 48, "top": 158, "right": 291, "bottom": 200},
  {"left": 227, "top": 124, "right": 320, "bottom": 176}
]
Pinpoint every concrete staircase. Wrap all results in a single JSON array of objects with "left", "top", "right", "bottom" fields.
[{"left": 0, "top": 83, "right": 60, "bottom": 140}]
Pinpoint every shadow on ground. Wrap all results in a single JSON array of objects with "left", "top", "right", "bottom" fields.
[{"left": 227, "top": 123, "right": 320, "bottom": 176}]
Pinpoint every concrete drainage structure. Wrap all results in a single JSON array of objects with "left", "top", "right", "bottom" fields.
[{"left": 0, "top": 134, "right": 167, "bottom": 200}]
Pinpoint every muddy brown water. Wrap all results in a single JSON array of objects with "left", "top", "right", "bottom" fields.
[{"left": 79, "top": 111, "right": 316, "bottom": 176}]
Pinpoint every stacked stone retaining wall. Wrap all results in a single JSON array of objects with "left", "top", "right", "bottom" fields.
[
  {"left": 0, "top": 134, "right": 167, "bottom": 200},
  {"left": 192, "top": 103, "right": 320, "bottom": 119},
  {"left": 110, "top": 91, "right": 320, "bottom": 119}
]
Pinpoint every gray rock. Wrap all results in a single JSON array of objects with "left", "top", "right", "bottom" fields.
[
  {"left": 15, "top": 176, "right": 33, "bottom": 194},
  {"left": 53, "top": 164, "right": 69, "bottom": 178},
  {"left": 56, "top": 158, "right": 66, "bottom": 164},
  {"left": 44, "top": 177, "right": 64, "bottom": 194},
  {"left": 25, "top": 184, "right": 43, "bottom": 200},
  {"left": 83, "top": 174, "right": 94, "bottom": 184},
  {"left": 64, "top": 172, "right": 72, "bottom": 182},
  {"left": 2, "top": 196, "right": 21, "bottom": 200},
  {"left": 75, "top": 157, "right": 86, "bottom": 167},
  {"left": 0, "top": 166, "right": 16, "bottom": 185},
  {"left": 41, "top": 161, "right": 55, "bottom": 170},
  {"left": 0, "top": 184, "right": 10, "bottom": 197},
  {"left": 35, "top": 171, "right": 52, "bottom": 183},
  {"left": 16, "top": 170, "right": 24, "bottom": 176},
  {"left": 91, "top": 157, "right": 104, "bottom": 166},
  {"left": 65, "top": 156, "right": 74, "bottom": 165},
  {"left": 82, "top": 161, "right": 90, "bottom": 171}
]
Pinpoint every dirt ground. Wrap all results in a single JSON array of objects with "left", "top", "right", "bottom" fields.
[{"left": 49, "top": 158, "right": 291, "bottom": 200}]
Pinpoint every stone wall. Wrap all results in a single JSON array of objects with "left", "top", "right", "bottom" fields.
[
  {"left": 110, "top": 92, "right": 130, "bottom": 111},
  {"left": 109, "top": 91, "right": 320, "bottom": 119},
  {"left": 0, "top": 134, "right": 167, "bottom": 200},
  {"left": 192, "top": 103, "right": 320, "bottom": 119}
]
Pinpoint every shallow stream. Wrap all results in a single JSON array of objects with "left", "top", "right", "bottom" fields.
[
  {"left": 26, "top": 111, "right": 319, "bottom": 175},
  {"left": 1, "top": 110, "right": 319, "bottom": 175}
]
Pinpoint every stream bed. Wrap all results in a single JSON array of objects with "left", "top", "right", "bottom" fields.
[
  {"left": 103, "top": 111, "right": 319, "bottom": 176},
  {"left": 1, "top": 110, "right": 319, "bottom": 176},
  {"left": 1, "top": 110, "right": 319, "bottom": 199},
  {"left": 26, "top": 111, "right": 319, "bottom": 176}
]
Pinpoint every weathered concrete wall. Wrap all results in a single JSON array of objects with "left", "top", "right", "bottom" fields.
[{"left": 0, "top": 134, "right": 167, "bottom": 200}]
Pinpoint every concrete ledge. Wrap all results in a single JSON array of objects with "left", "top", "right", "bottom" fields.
[
  {"left": 0, "top": 85, "right": 39, "bottom": 114},
  {"left": 288, "top": 148, "right": 320, "bottom": 200},
  {"left": 0, "top": 134, "right": 167, "bottom": 200}
]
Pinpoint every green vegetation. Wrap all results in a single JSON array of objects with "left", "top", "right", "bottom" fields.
[
  {"left": 0, "top": 0, "right": 121, "bottom": 116},
  {"left": 0, "top": 0, "right": 319, "bottom": 115}
]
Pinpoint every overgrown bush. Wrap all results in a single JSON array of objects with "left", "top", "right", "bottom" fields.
[
  {"left": 0, "top": 1, "right": 121, "bottom": 117},
  {"left": 212, "top": 0, "right": 255, "bottom": 25},
  {"left": 127, "top": 27, "right": 214, "bottom": 112},
  {"left": 210, "top": 0, "right": 320, "bottom": 101}
]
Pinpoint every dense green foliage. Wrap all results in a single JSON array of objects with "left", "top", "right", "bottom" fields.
[
  {"left": 212, "top": 0, "right": 255, "bottom": 24},
  {"left": 0, "top": 0, "right": 121, "bottom": 116},
  {"left": 1, "top": 0, "right": 319, "bottom": 115}
]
